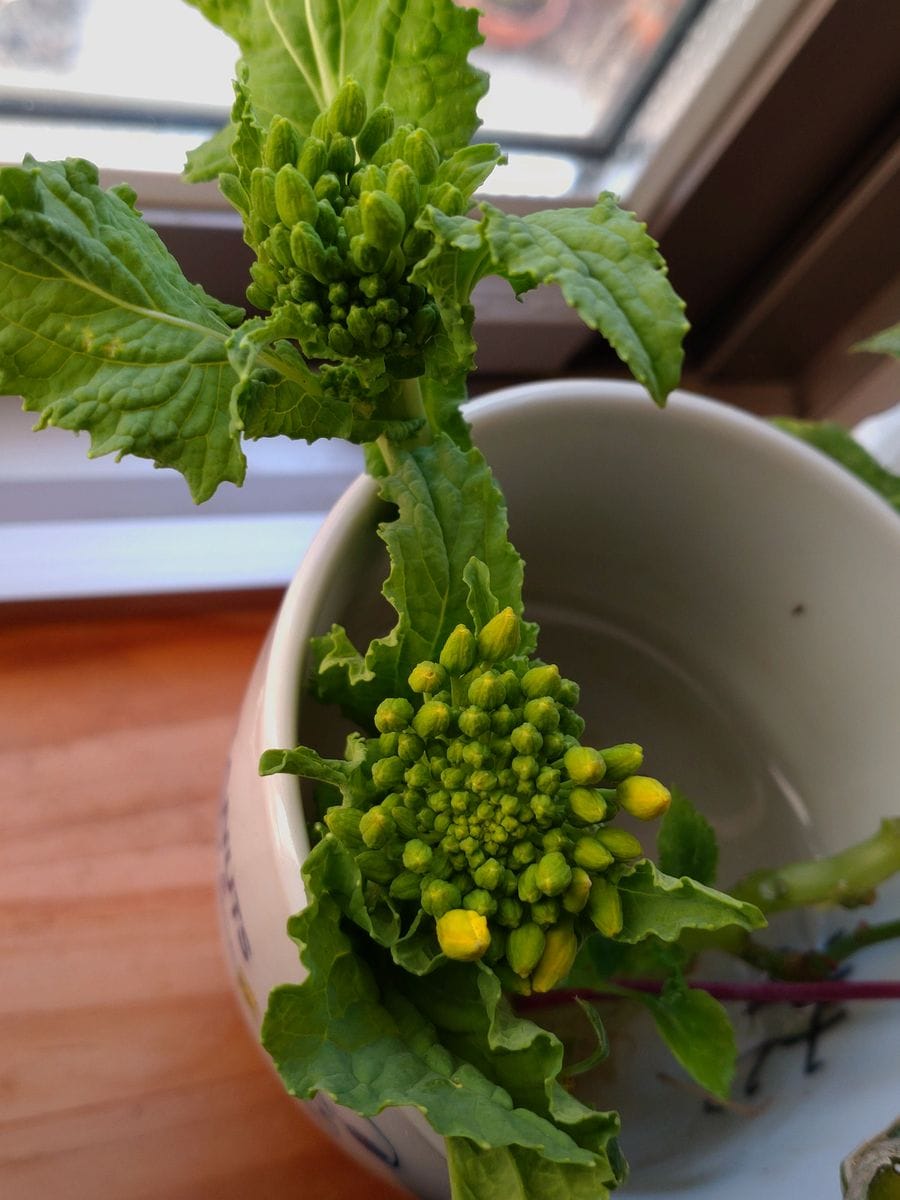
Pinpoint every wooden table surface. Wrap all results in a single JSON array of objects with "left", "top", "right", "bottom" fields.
[{"left": 0, "top": 594, "right": 411, "bottom": 1200}]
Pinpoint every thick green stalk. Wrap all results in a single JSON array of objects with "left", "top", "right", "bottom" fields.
[
  {"left": 730, "top": 818, "right": 900, "bottom": 914},
  {"left": 375, "top": 376, "right": 431, "bottom": 472}
]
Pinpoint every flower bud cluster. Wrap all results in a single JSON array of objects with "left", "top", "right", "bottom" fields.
[
  {"left": 240, "top": 80, "right": 454, "bottom": 373},
  {"left": 324, "top": 607, "right": 673, "bottom": 995}
]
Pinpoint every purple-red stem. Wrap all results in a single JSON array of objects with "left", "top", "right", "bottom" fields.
[{"left": 518, "top": 978, "right": 900, "bottom": 1012}]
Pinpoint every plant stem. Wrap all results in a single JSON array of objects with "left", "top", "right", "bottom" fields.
[
  {"left": 375, "top": 377, "right": 431, "bottom": 473},
  {"left": 730, "top": 818, "right": 900, "bottom": 914}
]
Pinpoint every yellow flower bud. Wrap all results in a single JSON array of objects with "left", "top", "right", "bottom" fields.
[
  {"left": 531, "top": 922, "right": 578, "bottom": 993},
  {"left": 436, "top": 909, "right": 491, "bottom": 961},
  {"left": 616, "top": 775, "right": 671, "bottom": 821}
]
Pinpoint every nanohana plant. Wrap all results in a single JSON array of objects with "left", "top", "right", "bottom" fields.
[{"left": 2, "top": 3, "right": 899, "bottom": 1198}]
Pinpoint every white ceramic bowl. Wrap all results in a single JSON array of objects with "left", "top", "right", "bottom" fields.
[{"left": 220, "top": 380, "right": 900, "bottom": 1199}]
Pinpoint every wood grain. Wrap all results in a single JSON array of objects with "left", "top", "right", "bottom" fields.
[{"left": 0, "top": 596, "right": 411, "bottom": 1200}]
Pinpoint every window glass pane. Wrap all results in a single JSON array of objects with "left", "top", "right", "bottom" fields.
[{"left": 1, "top": 0, "right": 712, "bottom": 188}]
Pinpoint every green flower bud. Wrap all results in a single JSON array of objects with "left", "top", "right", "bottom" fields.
[
  {"left": 289, "top": 220, "right": 323, "bottom": 272},
  {"left": 512, "top": 755, "right": 539, "bottom": 781},
  {"left": 428, "top": 181, "right": 465, "bottom": 216},
  {"left": 492, "top": 705, "right": 518, "bottom": 735},
  {"left": 374, "top": 696, "right": 414, "bottom": 732},
  {"left": 529, "top": 897, "right": 560, "bottom": 928},
  {"left": 506, "top": 921, "right": 546, "bottom": 978},
  {"left": 324, "top": 805, "right": 363, "bottom": 847},
  {"left": 462, "top": 887, "right": 496, "bottom": 917},
  {"left": 531, "top": 922, "right": 578, "bottom": 993},
  {"left": 405, "top": 761, "right": 432, "bottom": 790},
  {"left": 535, "top": 850, "right": 572, "bottom": 897},
  {"left": 402, "top": 838, "right": 433, "bottom": 873},
  {"left": 246, "top": 282, "right": 273, "bottom": 310},
  {"left": 522, "top": 697, "right": 560, "bottom": 733},
  {"left": 391, "top": 805, "right": 418, "bottom": 839},
  {"left": 563, "top": 745, "right": 607, "bottom": 786},
  {"left": 328, "top": 78, "right": 367, "bottom": 137},
  {"left": 349, "top": 234, "right": 386, "bottom": 273},
  {"left": 535, "top": 767, "right": 561, "bottom": 796},
  {"left": 327, "top": 134, "right": 357, "bottom": 176},
  {"left": 328, "top": 322, "right": 356, "bottom": 356},
  {"left": 263, "top": 116, "right": 302, "bottom": 171},
  {"left": 356, "top": 103, "right": 395, "bottom": 161},
  {"left": 573, "top": 836, "right": 615, "bottom": 872},
  {"left": 542, "top": 731, "right": 567, "bottom": 760},
  {"left": 267, "top": 222, "right": 294, "bottom": 269},
  {"left": 568, "top": 786, "right": 608, "bottom": 825},
  {"left": 458, "top": 706, "right": 492, "bottom": 738},
  {"left": 517, "top": 862, "right": 542, "bottom": 904},
  {"left": 250, "top": 166, "right": 279, "bottom": 229},
  {"left": 473, "top": 858, "right": 504, "bottom": 891},
  {"left": 219, "top": 172, "right": 249, "bottom": 216},
  {"left": 421, "top": 878, "right": 461, "bottom": 918},
  {"left": 540, "top": 828, "right": 568, "bottom": 854},
  {"left": 389, "top": 869, "right": 423, "bottom": 901},
  {"left": 477, "top": 606, "right": 521, "bottom": 663},
  {"left": 404, "top": 128, "right": 440, "bottom": 183},
  {"left": 359, "top": 805, "right": 393, "bottom": 848},
  {"left": 408, "top": 660, "right": 447, "bottom": 694},
  {"left": 436, "top": 908, "right": 490, "bottom": 961},
  {"left": 377, "top": 731, "right": 400, "bottom": 757},
  {"left": 385, "top": 160, "right": 421, "bottom": 225},
  {"left": 596, "top": 827, "right": 643, "bottom": 860},
  {"left": 511, "top": 840, "right": 536, "bottom": 866},
  {"left": 411, "top": 302, "right": 439, "bottom": 345},
  {"left": 616, "top": 775, "right": 670, "bottom": 821},
  {"left": 356, "top": 849, "right": 396, "bottom": 885},
  {"left": 439, "top": 625, "right": 477, "bottom": 675},
  {"left": 587, "top": 878, "right": 623, "bottom": 937},
  {"left": 371, "top": 755, "right": 406, "bottom": 791},
  {"left": 360, "top": 189, "right": 406, "bottom": 249},
  {"left": 297, "top": 136, "right": 328, "bottom": 183},
  {"left": 468, "top": 673, "right": 506, "bottom": 710},
  {"left": 560, "top": 708, "right": 586, "bottom": 738},
  {"left": 412, "top": 699, "right": 451, "bottom": 738},
  {"left": 397, "top": 730, "right": 425, "bottom": 762},
  {"left": 558, "top": 678, "right": 580, "bottom": 707},
  {"left": 352, "top": 162, "right": 387, "bottom": 195},
  {"left": 521, "top": 664, "right": 561, "bottom": 699},
  {"left": 598, "top": 742, "right": 643, "bottom": 782},
  {"left": 401, "top": 224, "right": 431, "bottom": 263},
  {"left": 562, "top": 867, "right": 592, "bottom": 914},
  {"left": 316, "top": 198, "right": 339, "bottom": 244},
  {"left": 469, "top": 769, "right": 497, "bottom": 794},
  {"left": 496, "top": 896, "right": 524, "bottom": 928}
]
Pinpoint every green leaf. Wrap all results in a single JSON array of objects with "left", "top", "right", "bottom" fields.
[
  {"left": 772, "top": 418, "right": 900, "bottom": 514},
  {"left": 184, "top": 0, "right": 487, "bottom": 154},
  {"left": 464, "top": 556, "right": 500, "bottom": 630},
  {"left": 183, "top": 119, "right": 237, "bottom": 182},
  {"left": 447, "top": 1136, "right": 617, "bottom": 1200},
  {"left": 614, "top": 860, "right": 765, "bottom": 944},
  {"left": 413, "top": 209, "right": 488, "bottom": 378},
  {"left": 656, "top": 788, "right": 718, "bottom": 886},
  {"left": 854, "top": 321, "right": 900, "bottom": 358},
  {"left": 313, "top": 434, "right": 530, "bottom": 724},
  {"left": 226, "top": 315, "right": 356, "bottom": 441},
  {"left": 434, "top": 142, "right": 505, "bottom": 201},
  {"left": 626, "top": 978, "right": 736, "bottom": 1100},
  {"left": 0, "top": 157, "right": 246, "bottom": 502},
  {"left": 263, "top": 836, "right": 625, "bottom": 1185},
  {"left": 479, "top": 196, "right": 688, "bottom": 405}
]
